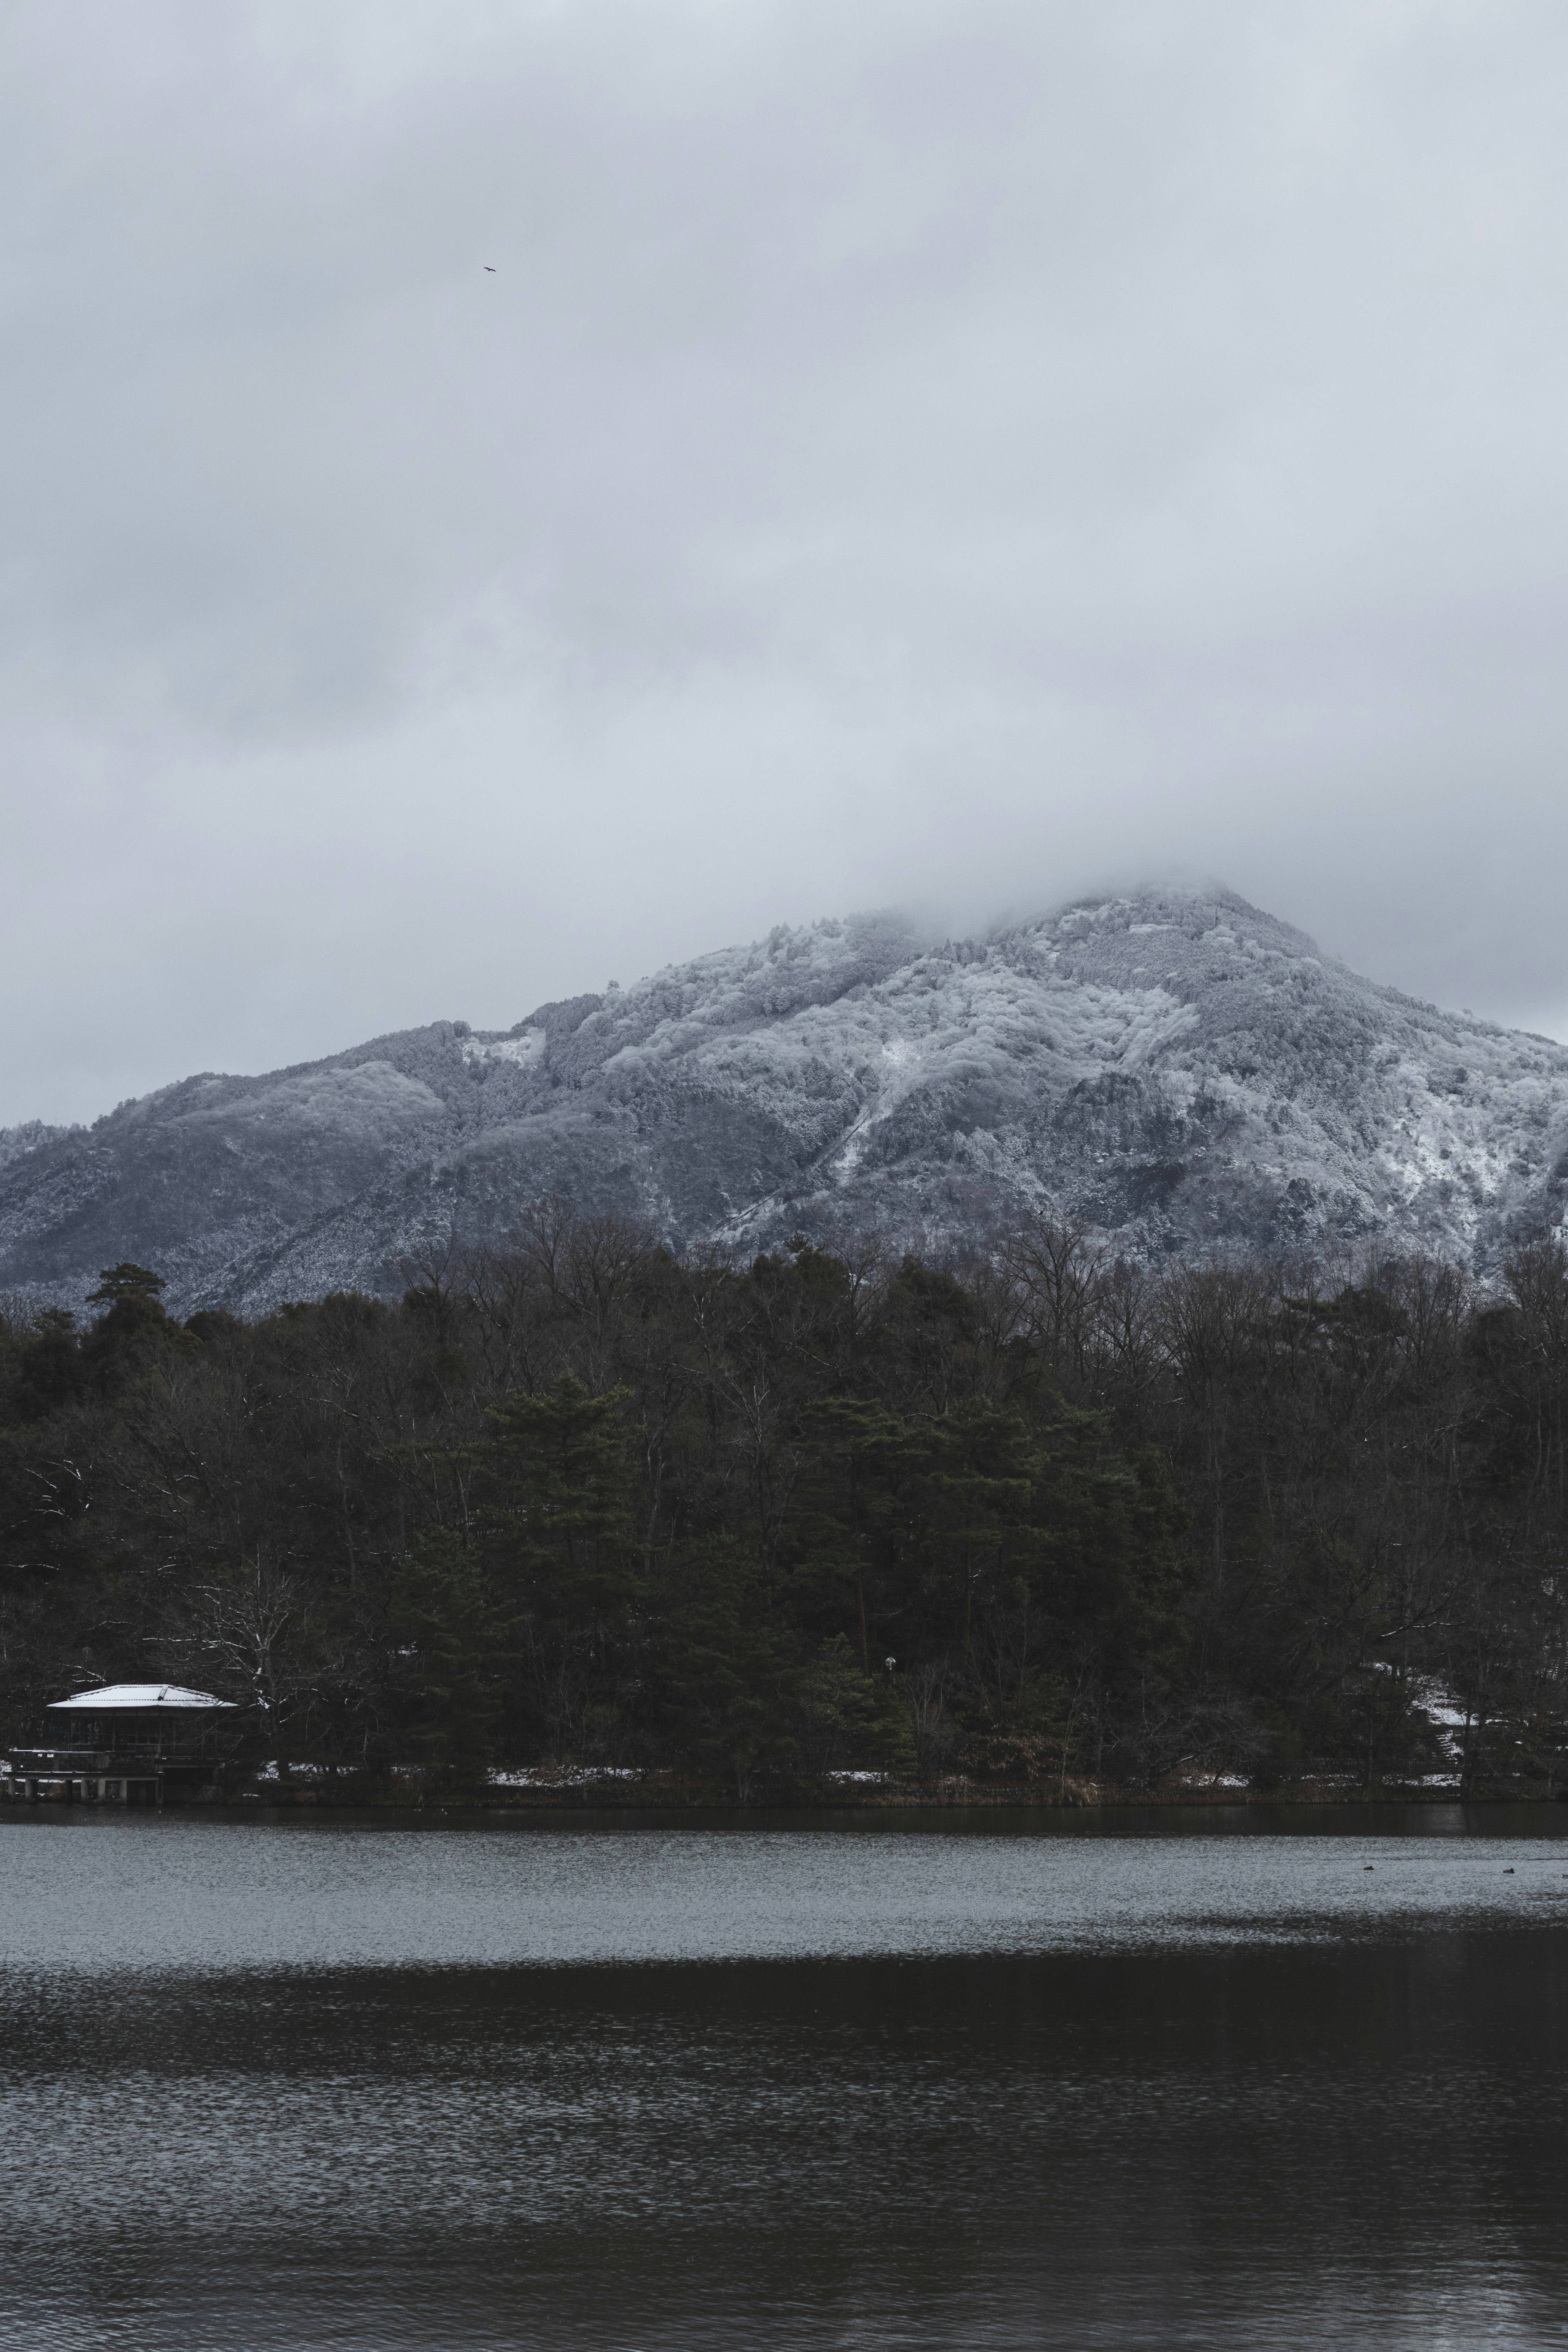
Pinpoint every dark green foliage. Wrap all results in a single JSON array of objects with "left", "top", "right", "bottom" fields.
[
  {"left": 9, "top": 1309, "right": 87, "bottom": 1422},
  {"left": 0, "top": 1216, "right": 1565, "bottom": 1795},
  {"left": 477, "top": 1375, "right": 640, "bottom": 1760},
  {"left": 391, "top": 1531, "right": 505, "bottom": 1785},
  {"left": 649, "top": 1540, "right": 797, "bottom": 1798}
]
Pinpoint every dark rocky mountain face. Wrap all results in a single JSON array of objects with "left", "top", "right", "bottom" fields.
[{"left": 3, "top": 887, "right": 1566, "bottom": 1316}]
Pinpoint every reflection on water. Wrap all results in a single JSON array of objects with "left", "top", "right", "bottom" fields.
[
  {"left": 2, "top": 1809, "right": 1565, "bottom": 2349},
  {"left": 5, "top": 1807, "right": 1568, "bottom": 1972}
]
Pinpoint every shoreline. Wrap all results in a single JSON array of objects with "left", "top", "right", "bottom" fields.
[
  {"left": 176, "top": 1774, "right": 1568, "bottom": 1811},
  {"left": 9, "top": 1766, "right": 1565, "bottom": 1814}
]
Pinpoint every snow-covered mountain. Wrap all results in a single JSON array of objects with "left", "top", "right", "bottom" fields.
[{"left": 4, "top": 886, "right": 1566, "bottom": 1316}]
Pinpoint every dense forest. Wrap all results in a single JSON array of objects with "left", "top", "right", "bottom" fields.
[{"left": 2, "top": 1209, "right": 1566, "bottom": 1797}]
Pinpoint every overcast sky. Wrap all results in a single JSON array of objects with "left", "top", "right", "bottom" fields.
[{"left": 5, "top": 0, "right": 1568, "bottom": 1125}]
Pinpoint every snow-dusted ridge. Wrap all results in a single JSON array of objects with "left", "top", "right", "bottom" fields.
[{"left": 2, "top": 886, "right": 1566, "bottom": 1316}]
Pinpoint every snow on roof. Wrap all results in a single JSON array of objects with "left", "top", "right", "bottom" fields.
[{"left": 46, "top": 1683, "right": 234, "bottom": 1711}]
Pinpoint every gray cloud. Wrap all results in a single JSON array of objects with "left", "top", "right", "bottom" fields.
[{"left": 5, "top": 0, "right": 1568, "bottom": 1123}]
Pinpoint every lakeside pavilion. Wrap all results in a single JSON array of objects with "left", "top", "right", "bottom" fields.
[{"left": 4, "top": 1683, "right": 236, "bottom": 1805}]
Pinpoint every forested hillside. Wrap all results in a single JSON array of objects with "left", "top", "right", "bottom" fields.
[{"left": 2, "top": 1212, "right": 1565, "bottom": 1797}]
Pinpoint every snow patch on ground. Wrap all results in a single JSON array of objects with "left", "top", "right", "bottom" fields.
[{"left": 461, "top": 1031, "right": 546, "bottom": 1071}]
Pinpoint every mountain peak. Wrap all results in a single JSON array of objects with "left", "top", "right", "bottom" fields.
[{"left": 3, "top": 889, "right": 1566, "bottom": 1314}]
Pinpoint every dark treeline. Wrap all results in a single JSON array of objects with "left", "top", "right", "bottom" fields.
[{"left": 2, "top": 1209, "right": 1566, "bottom": 1796}]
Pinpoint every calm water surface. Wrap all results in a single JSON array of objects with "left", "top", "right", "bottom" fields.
[{"left": 2, "top": 1805, "right": 1565, "bottom": 2350}]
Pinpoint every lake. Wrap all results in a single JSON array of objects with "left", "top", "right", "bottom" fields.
[{"left": 2, "top": 1804, "right": 1565, "bottom": 2349}]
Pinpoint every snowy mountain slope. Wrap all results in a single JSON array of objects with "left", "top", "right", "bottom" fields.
[{"left": 3, "top": 887, "right": 1566, "bottom": 1316}]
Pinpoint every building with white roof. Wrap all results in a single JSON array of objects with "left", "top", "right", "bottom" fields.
[
  {"left": 7, "top": 1682, "right": 236, "bottom": 1806},
  {"left": 47, "top": 1684, "right": 232, "bottom": 1713}
]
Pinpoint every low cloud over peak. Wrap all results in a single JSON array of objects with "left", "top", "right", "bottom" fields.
[{"left": 4, "top": 2, "right": 1568, "bottom": 1124}]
